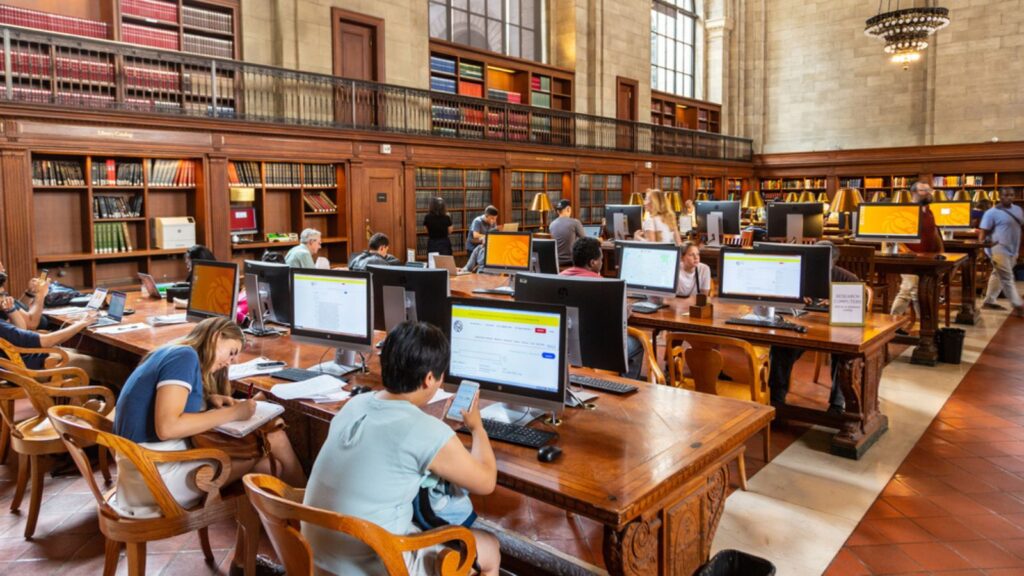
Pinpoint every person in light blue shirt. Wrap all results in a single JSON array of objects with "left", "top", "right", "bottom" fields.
[
  {"left": 303, "top": 321, "right": 500, "bottom": 576},
  {"left": 285, "top": 228, "right": 322, "bottom": 268},
  {"left": 979, "top": 188, "right": 1024, "bottom": 315}
]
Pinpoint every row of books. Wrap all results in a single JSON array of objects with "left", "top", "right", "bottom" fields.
[
  {"left": 660, "top": 176, "right": 685, "bottom": 191},
  {"left": 728, "top": 179, "right": 743, "bottom": 190},
  {"left": 182, "top": 5, "right": 233, "bottom": 34},
  {"left": 893, "top": 176, "right": 912, "bottom": 187},
  {"left": 696, "top": 178, "right": 717, "bottom": 189},
  {"left": 265, "top": 163, "right": 302, "bottom": 187},
  {"left": 579, "top": 190, "right": 618, "bottom": 205},
  {"left": 430, "top": 77, "right": 457, "bottom": 94},
  {"left": 122, "top": 0, "right": 178, "bottom": 24},
  {"left": 414, "top": 169, "right": 491, "bottom": 188},
  {"left": 91, "top": 160, "right": 143, "bottom": 186},
  {"left": 414, "top": 189, "right": 492, "bottom": 210},
  {"left": 531, "top": 92, "right": 551, "bottom": 108},
  {"left": 578, "top": 206, "right": 604, "bottom": 222},
  {"left": 512, "top": 172, "right": 559, "bottom": 188},
  {"left": 865, "top": 178, "right": 885, "bottom": 188},
  {"left": 126, "top": 64, "right": 182, "bottom": 93},
  {"left": 459, "top": 61, "right": 483, "bottom": 80},
  {"left": 760, "top": 178, "right": 827, "bottom": 190},
  {"left": 840, "top": 178, "right": 862, "bottom": 189},
  {"left": 0, "top": 4, "right": 108, "bottom": 40},
  {"left": 305, "top": 164, "right": 337, "bottom": 187},
  {"left": 183, "top": 33, "right": 233, "bottom": 58},
  {"left": 93, "top": 195, "right": 144, "bottom": 218},
  {"left": 487, "top": 88, "right": 522, "bottom": 103},
  {"left": 33, "top": 159, "right": 86, "bottom": 186},
  {"left": 933, "top": 175, "right": 985, "bottom": 187},
  {"left": 149, "top": 159, "right": 196, "bottom": 186},
  {"left": 228, "top": 161, "right": 261, "bottom": 186},
  {"left": 531, "top": 76, "right": 551, "bottom": 91},
  {"left": 93, "top": 222, "right": 135, "bottom": 253},
  {"left": 122, "top": 22, "right": 179, "bottom": 50},
  {"left": 459, "top": 81, "right": 483, "bottom": 98},
  {"left": 302, "top": 191, "right": 338, "bottom": 213},
  {"left": 429, "top": 55, "right": 456, "bottom": 75},
  {"left": 580, "top": 174, "right": 624, "bottom": 189}
]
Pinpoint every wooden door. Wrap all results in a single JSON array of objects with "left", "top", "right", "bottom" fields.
[
  {"left": 337, "top": 22, "right": 375, "bottom": 81},
  {"left": 332, "top": 9, "right": 385, "bottom": 127},
  {"left": 362, "top": 167, "right": 405, "bottom": 256},
  {"left": 616, "top": 77, "right": 638, "bottom": 150}
]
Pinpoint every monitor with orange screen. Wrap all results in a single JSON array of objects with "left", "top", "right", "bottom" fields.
[
  {"left": 932, "top": 201, "right": 972, "bottom": 230},
  {"left": 483, "top": 231, "right": 533, "bottom": 272},
  {"left": 855, "top": 203, "right": 922, "bottom": 242},
  {"left": 187, "top": 260, "right": 240, "bottom": 322}
]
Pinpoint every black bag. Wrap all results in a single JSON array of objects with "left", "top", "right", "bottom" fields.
[{"left": 44, "top": 281, "right": 83, "bottom": 307}]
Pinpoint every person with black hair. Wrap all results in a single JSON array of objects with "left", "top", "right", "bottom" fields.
[
  {"left": 303, "top": 322, "right": 500, "bottom": 576},
  {"left": 260, "top": 250, "right": 286, "bottom": 264},
  {"left": 0, "top": 260, "right": 49, "bottom": 330},
  {"left": 184, "top": 244, "right": 216, "bottom": 283},
  {"left": 549, "top": 199, "right": 585, "bottom": 268},
  {"left": 423, "top": 197, "right": 454, "bottom": 256},
  {"left": 348, "top": 232, "right": 401, "bottom": 271}
]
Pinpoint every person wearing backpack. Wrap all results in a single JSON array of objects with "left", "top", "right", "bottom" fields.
[{"left": 979, "top": 188, "right": 1024, "bottom": 317}]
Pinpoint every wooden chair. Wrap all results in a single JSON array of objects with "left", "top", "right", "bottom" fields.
[
  {"left": 836, "top": 244, "right": 887, "bottom": 312},
  {"left": 47, "top": 405, "right": 259, "bottom": 576},
  {"left": 0, "top": 339, "right": 73, "bottom": 463},
  {"left": 813, "top": 286, "right": 874, "bottom": 383},
  {"left": 0, "top": 359, "right": 114, "bottom": 539},
  {"left": 663, "top": 333, "right": 771, "bottom": 490},
  {"left": 627, "top": 327, "right": 664, "bottom": 385},
  {"left": 243, "top": 473, "right": 477, "bottom": 576}
]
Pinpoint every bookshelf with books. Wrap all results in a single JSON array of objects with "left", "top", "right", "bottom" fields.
[
  {"left": 578, "top": 174, "right": 627, "bottom": 225},
  {"left": 695, "top": 176, "right": 721, "bottom": 200},
  {"left": 758, "top": 176, "right": 827, "bottom": 202},
  {"left": 727, "top": 177, "right": 747, "bottom": 199},
  {"left": 227, "top": 160, "right": 347, "bottom": 263},
  {"left": 510, "top": 171, "right": 569, "bottom": 233},
  {"left": 413, "top": 168, "right": 497, "bottom": 257},
  {"left": 659, "top": 176, "right": 691, "bottom": 202},
  {"left": 650, "top": 92, "right": 721, "bottom": 133},
  {"left": 30, "top": 153, "right": 206, "bottom": 289}
]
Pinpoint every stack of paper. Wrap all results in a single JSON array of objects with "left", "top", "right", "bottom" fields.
[
  {"left": 229, "top": 357, "right": 286, "bottom": 380},
  {"left": 213, "top": 401, "right": 285, "bottom": 438},
  {"left": 271, "top": 374, "right": 345, "bottom": 401}
]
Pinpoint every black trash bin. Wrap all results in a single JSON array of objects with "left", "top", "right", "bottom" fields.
[
  {"left": 694, "top": 550, "right": 776, "bottom": 576},
  {"left": 936, "top": 327, "right": 966, "bottom": 364}
]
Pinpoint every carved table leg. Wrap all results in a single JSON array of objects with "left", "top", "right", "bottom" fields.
[
  {"left": 831, "top": 348, "right": 889, "bottom": 459},
  {"left": 911, "top": 272, "right": 940, "bottom": 366},
  {"left": 956, "top": 251, "right": 979, "bottom": 325}
]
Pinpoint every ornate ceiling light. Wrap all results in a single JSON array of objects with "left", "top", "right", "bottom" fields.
[{"left": 865, "top": 0, "right": 950, "bottom": 69}]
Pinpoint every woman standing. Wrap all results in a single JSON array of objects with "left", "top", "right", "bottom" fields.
[
  {"left": 635, "top": 189, "right": 683, "bottom": 245},
  {"left": 423, "top": 197, "right": 454, "bottom": 256}
]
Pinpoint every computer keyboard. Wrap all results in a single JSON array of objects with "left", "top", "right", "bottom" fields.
[
  {"left": 473, "top": 286, "right": 514, "bottom": 296},
  {"left": 458, "top": 418, "right": 557, "bottom": 449},
  {"left": 631, "top": 301, "right": 666, "bottom": 314},
  {"left": 272, "top": 367, "right": 325, "bottom": 382},
  {"left": 569, "top": 374, "right": 638, "bottom": 395},
  {"left": 804, "top": 303, "right": 829, "bottom": 313},
  {"left": 725, "top": 317, "right": 806, "bottom": 333}
]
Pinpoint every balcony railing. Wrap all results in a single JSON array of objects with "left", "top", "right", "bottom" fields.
[{"left": 0, "top": 25, "right": 753, "bottom": 162}]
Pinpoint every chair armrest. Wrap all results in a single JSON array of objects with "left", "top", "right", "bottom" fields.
[
  {"left": 143, "top": 446, "right": 233, "bottom": 497},
  {"left": 34, "top": 366, "right": 90, "bottom": 386},
  {"left": 47, "top": 384, "right": 115, "bottom": 416},
  {"left": 393, "top": 524, "right": 477, "bottom": 576}
]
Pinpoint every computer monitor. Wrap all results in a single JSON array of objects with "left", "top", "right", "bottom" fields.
[
  {"left": 243, "top": 273, "right": 282, "bottom": 337},
  {"left": 616, "top": 241, "right": 679, "bottom": 302},
  {"left": 766, "top": 202, "right": 825, "bottom": 241},
  {"left": 290, "top": 268, "right": 373, "bottom": 375},
  {"left": 230, "top": 207, "right": 257, "bottom": 234},
  {"left": 482, "top": 231, "right": 533, "bottom": 273},
  {"left": 754, "top": 242, "right": 833, "bottom": 302},
  {"left": 243, "top": 260, "right": 292, "bottom": 325},
  {"left": 855, "top": 203, "right": 922, "bottom": 243},
  {"left": 583, "top": 225, "right": 602, "bottom": 238},
  {"left": 695, "top": 200, "right": 742, "bottom": 239},
  {"left": 187, "top": 260, "right": 239, "bottom": 322},
  {"left": 932, "top": 201, "right": 972, "bottom": 230},
  {"left": 514, "top": 272, "right": 628, "bottom": 374},
  {"left": 447, "top": 297, "right": 567, "bottom": 417},
  {"left": 531, "top": 239, "right": 559, "bottom": 274},
  {"left": 367, "top": 265, "right": 450, "bottom": 333},
  {"left": 604, "top": 205, "right": 643, "bottom": 240},
  {"left": 718, "top": 247, "right": 805, "bottom": 309}
]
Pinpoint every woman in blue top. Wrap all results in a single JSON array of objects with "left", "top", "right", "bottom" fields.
[{"left": 113, "top": 317, "right": 304, "bottom": 517}]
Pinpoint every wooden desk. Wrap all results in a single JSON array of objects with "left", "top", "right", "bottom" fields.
[
  {"left": 69, "top": 293, "right": 774, "bottom": 576},
  {"left": 940, "top": 238, "right": 989, "bottom": 325}
]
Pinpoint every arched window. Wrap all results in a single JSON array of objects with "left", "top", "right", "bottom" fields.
[
  {"left": 429, "top": 0, "right": 547, "bottom": 63},
  {"left": 651, "top": 0, "right": 697, "bottom": 97}
]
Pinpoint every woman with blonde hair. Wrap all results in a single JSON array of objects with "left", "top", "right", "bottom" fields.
[
  {"left": 635, "top": 189, "right": 683, "bottom": 245},
  {"left": 113, "top": 317, "right": 304, "bottom": 517}
]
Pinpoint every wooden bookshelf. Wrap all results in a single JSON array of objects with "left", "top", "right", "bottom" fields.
[
  {"left": 659, "top": 175, "right": 691, "bottom": 202},
  {"left": 651, "top": 92, "right": 721, "bottom": 133},
  {"left": 413, "top": 168, "right": 497, "bottom": 257},
  {"left": 758, "top": 176, "right": 827, "bottom": 202},
  {"left": 30, "top": 152, "right": 206, "bottom": 289},
  {"left": 695, "top": 176, "right": 721, "bottom": 200},
  {"left": 509, "top": 171, "right": 570, "bottom": 233},
  {"left": 578, "top": 174, "right": 627, "bottom": 225},
  {"left": 227, "top": 160, "right": 347, "bottom": 264}
]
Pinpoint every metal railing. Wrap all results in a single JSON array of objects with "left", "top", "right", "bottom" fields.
[{"left": 0, "top": 25, "right": 753, "bottom": 161}]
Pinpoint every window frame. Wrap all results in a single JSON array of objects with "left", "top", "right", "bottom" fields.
[
  {"left": 650, "top": 0, "right": 697, "bottom": 98},
  {"left": 429, "top": 0, "right": 548, "bottom": 63}
]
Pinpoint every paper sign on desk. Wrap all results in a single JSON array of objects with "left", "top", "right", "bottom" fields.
[
  {"left": 271, "top": 374, "right": 345, "bottom": 400},
  {"left": 94, "top": 323, "right": 147, "bottom": 335},
  {"left": 830, "top": 282, "right": 866, "bottom": 327}
]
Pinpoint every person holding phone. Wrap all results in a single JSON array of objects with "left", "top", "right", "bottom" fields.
[
  {"left": 0, "top": 261, "right": 51, "bottom": 330},
  {"left": 304, "top": 321, "right": 500, "bottom": 576}
]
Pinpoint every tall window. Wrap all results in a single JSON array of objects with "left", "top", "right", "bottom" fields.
[
  {"left": 429, "top": 0, "right": 546, "bottom": 62},
  {"left": 651, "top": 0, "right": 696, "bottom": 97}
]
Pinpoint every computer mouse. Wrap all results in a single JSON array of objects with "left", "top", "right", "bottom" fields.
[
  {"left": 350, "top": 385, "right": 372, "bottom": 395},
  {"left": 935, "top": 254, "right": 947, "bottom": 261},
  {"left": 537, "top": 445, "right": 563, "bottom": 463},
  {"left": 795, "top": 324, "right": 807, "bottom": 333},
  {"left": 123, "top": 308, "right": 135, "bottom": 316}
]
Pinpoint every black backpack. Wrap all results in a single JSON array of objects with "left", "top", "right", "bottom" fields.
[{"left": 44, "top": 281, "right": 83, "bottom": 307}]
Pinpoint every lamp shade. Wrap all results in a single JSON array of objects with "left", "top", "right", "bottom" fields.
[
  {"left": 971, "top": 189, "right": 990, "bottom": 203},
  {"left": 669, "top": 192, "right": 683, "bottom": 212},
  {"left": 783, "top": 191, "right": 800, "bottom": 203},
  {"left": 741, "top": 190, "right": 765, "bottom": 210},
  {"left": 696, "top": 192, "right": 709, "bottom": 202},
  {"left": 798, "top": 190, "right": 816, "bottom": 203},
  {"left": 869, "top": 191, "right": 887, "bottom": 202},
  {"left": 229, "top": 187, "right": 255, "bottom": 203},
  {"left": 816, "top": 192, "right": 829, "bottom": 203},
  {"left": 952, "top": 189, "right": 971, "bottom": 202},
  {"left": 628, "top": 192, "right": 645, "bottom": 206},
  {"left": 530, "top": 192, "right": 553, "bottom": 212},
  {"left": 891, "top": 189, "right": 913, "bottom": 204},
  {"left": 832, "top": 187, "right": 863, "bottom": 213}
]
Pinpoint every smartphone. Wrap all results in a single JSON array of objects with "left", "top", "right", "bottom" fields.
[
  {"left": 445, "top": 380, "right": 479, "bottom": 422},
  {"left": 38, "top": 270, "right": 48, "bottom": 281}
]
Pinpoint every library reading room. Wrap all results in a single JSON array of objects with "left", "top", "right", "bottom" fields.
[{"left": 0, "top": 0, "right": 1021, "bottom": 575}]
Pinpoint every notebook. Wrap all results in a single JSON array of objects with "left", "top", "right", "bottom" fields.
[{"left": 213, "top": 401, "right": 285, "bottom": 438}]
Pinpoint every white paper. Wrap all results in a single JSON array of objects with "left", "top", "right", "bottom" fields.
[
  {"left": 150, "top": 313, "right": 188, "bottom": 326},
  {"left": 229, "top": 357, "right": 286, "bottom": 381},
  {"left": 43, "top": 306, "right": 89, "bottom": 316},
  {"left": 93, "top": 323, "right": 147, "bottom": 335},
  {"left": 309, "top": 390, "right": 352, "bottom": 404},
  {"left": 213, "top": 401, "right": 285, "bottom": 438},
  {"left": 271, "top": 374, "right": 345, "bottom": 400},
  {"left": 315, "top": 257, "right": 331, "bottom": 270},
  {"left": 830, "top": 283, "right": 865, "bottom": 326},
  {"left": 429, "top": 388, "right": 454, "bottom": 404},
  {"left": 678, "top": 215, "right": 693, "bottom": 234}
]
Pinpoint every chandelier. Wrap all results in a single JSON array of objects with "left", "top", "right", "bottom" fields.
[{"left": 865, "top": 0, "right": 950, "bottom": 68}]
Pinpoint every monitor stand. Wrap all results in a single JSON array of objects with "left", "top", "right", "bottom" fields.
[
  {"left": 307, "top": 348, "right": 364, "bottom": 377},
  {"left": 473, "top": 271, "right": 515, "bottom": 295},
  {"left": 480, "top": 402, "right": 545, "bottom": 424},
  {"left": 941, "top": 229, "right": 955, "bottom": 241},
  {"left": 880, "top": 241, "right": 913, "bottom": 257},
  {"left": 726, "top": 305, "right": 790, "bottom": 329}
]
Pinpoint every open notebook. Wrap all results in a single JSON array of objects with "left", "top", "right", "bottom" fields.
[{"left": 213, "top": 401, "right": 285, "bottom": 438}]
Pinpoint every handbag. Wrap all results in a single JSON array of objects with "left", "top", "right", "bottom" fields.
[
  {"left": 413, "top": 474, "right": 477, "bottom": 530},
  {"left": 191, "top": 418, "right": 285, "bottom": 474}
]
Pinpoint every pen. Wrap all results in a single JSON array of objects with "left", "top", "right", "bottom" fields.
[{"left": 248, "top": 382, "right": 254, "bottom": 400}]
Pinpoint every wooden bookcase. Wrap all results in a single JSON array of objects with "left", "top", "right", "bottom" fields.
[
  {"left": 695, "top": 176, "right": 721, "bottom": 200},
  {"left": 227, "top": 160, "right": 348, "bottom": 264},
  {"left": 650, "top": 92, "right": 721, "bottom": 133},
  {"left": 30, "top": 152, "right": 206, "bottom": 289},
  {"left": 727, "top": 177, "right": 746, "bottom": 198},
  {"left": 837, "top": 174, "right": 917, "bottom": 201},
  {"left": 413, "top": 167, "right": 497, "bottom": 257},
  {"left": 509, "top": 171, "right": 570, "bottom": 233},
  {"left": 578, "top": 174, "right": 627, "bottom": 225},
  {"left": 659, "top": 175, "right": 691, "bottom": 201},
  {"left": 758, "top": 176, "right": 827, "bottom": 202}
]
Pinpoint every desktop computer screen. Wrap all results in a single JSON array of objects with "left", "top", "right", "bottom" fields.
[
  {"left": 367, "top": 265, "right": 449, "bottom": 333},
  {"left": 932, "top": 201, "right": 972, "bottom": 229},
  {"left": 855, "top": 203, "right": 922, "bottom": 241},
  {"left": 448, "top": 298, "right": 567, "bottom": 413},
  {"left": 766, "top": 202, "right": 825, "bottom": 239},
  {"left": 290, "top": 269, "right": 373, "bottom": 352},
  {"left": 616, "top": 241, "right": 679, "bottom": 296},
  {"left": 243, "top": 260, "right": 292, "bottom": 325},
  {"left": 230, "top": 207, "right": 258, "bottom": 233},
  {"left": 718, "top": 248, "right": 805, "bottom": 306},
  {"left": 695, "top": 201, "right": 742, "bottom": 235},
  {"left": 604, "top": 205, "right": 643, "bottom": 239},
  {"left": 753, "top": 242, "right": 832, "bottom": 301},
  {"left": 483, "top": 231, "right": 533, "bottom": 272},
  {"left": 187, "top": 260, "right": 239, "bottom": 322}
]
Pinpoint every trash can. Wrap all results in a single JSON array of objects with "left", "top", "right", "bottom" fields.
[
  {"left": 694, "top": 550, "right": 776, "bottom": 576},
  {"left": 936, "top": 327, "right": 966, "bottom": 364}
]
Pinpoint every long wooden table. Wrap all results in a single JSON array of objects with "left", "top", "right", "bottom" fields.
[
  {"left": 450, "top": 273, "right": 907, "bottom": 459},
  {"left": 68, "top": 294, "right": 773, "bottom": 576}
]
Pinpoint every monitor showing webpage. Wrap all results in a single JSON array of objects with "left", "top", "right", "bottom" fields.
[
  {"left": 721, "top": 252, "right": 803, "bottom": 301},
  {"left": 618, "top": 244, "right": 678, "bottom": 292},
  {"left": 449, "top": 302, "right": 561, "bottom": 394},
  {"left": 292, "top": 273, "right": 370, "bottom": 340}
]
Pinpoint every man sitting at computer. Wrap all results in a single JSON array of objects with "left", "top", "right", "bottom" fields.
[
  {"left": 549, "top": 199, "right": 585, "bottom": 269},
  {"left": 303, "top": 321, "right": 500, "bottom": 576},
  {"left": 285, "top": 228, "right": 323, "bottom": 268},
  {"left": 562, "top": 237, "right": 644, "bottom": 380},
  {"left": 348, "top": 233, "right": 400, "bottom": 271},
  {"left": 768, "top": 240, "right": 859, "bottom": 414}
]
